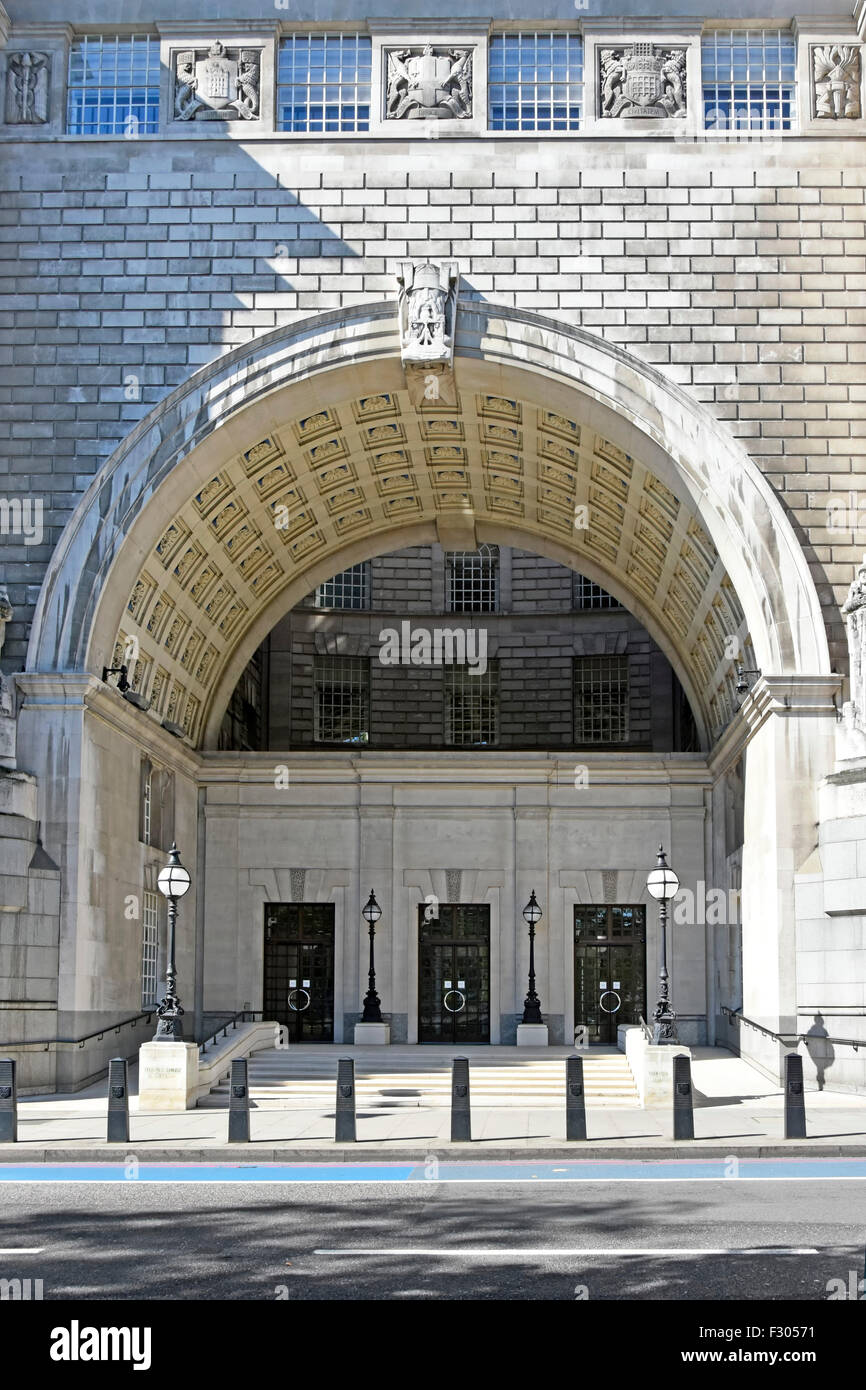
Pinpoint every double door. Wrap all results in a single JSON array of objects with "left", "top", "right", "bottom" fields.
[
  {"left": 263, "top": 904, "right": 335, "bottom": 1042},
  {"left": 574, "top": 905, "right": 646, "bottom": 1045},
  {"left": 418, "top": 904, "right": 490, "bottom": 1043}
]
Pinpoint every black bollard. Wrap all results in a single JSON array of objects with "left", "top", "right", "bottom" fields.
[
  {"left": 451, "top": 1056, "right": 471, "bottom": 1142},
  {"left": 784, "top": 1052, "right": 807, "bottom": 1139},
  {"left": 566, "top": 1055, "right": 587, "bottom": 1141},
  {"left": 673, "top": 1053, "right": 694, "bottom": 1140},
  {"left": 335, "top": 1057, "right": 356, "bottom": 1142},
  {"left": 0, "top": 1058, "right": 16, "bottom": 1143},
  {"left": 228, "top": 1057, "right": 250, "bottom": 1143},
  {"left": 106, "top": 1057, "right": 129, "bottom": 1143}
]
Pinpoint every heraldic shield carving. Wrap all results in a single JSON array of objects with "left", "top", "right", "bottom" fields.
[
  {"left": 174, "top": 40, "right": 261, "bottom": 121},
  {"left": 386, "top": 44, "right": 473, "bottom": 120},
  {"left": 600, "top": 43, "right": 687, "bottom": 119}
]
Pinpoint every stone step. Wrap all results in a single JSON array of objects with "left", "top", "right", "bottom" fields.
[{"left": 199, "top": 1049, "right": 639, "bottom": 1107}]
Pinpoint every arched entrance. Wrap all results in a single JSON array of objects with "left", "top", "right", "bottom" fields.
[{"left": 20, "top": 303, "right": 838, "bottom": 1072}]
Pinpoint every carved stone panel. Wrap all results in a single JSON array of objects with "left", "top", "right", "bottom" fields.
[
  {"left": 385, "top": 44, "right": 473, "bottom": 120},
  {"left": 396, "top": 260, "right": 459, "bottom": 366},
  {"left": 812, "top": 45, "right": 862, "bottom": 120},
  {"left": 599, "top": 43, "right": 687, "bottom": 119},
  {"left": 842, "top": 555, "right": 866, "bottom": 734},
  {"left": 173, "top": 41, "right": 261, "bottom": 122},
  {"left": 5, "top": 51, "right": 50, "bottom": 125}
]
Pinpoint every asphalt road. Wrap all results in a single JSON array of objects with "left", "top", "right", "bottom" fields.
[{"left": 2, "top": 1170, "right": 865, "bottom": 1301}]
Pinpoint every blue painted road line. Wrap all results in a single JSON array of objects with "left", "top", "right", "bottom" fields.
[{"left": 0, "top": 1158, "right": 865, "bottom": 1182}]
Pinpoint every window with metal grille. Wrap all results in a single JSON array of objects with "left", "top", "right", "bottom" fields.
[
  {"left": 446, "top": 545, "right": 499, "bottom": 613},
  {"left": 315, "top": 563, "right": 371, "bottom": 610},
  {"left": 141, "top": 891, "right": 159, "bottom": 1009},
  {"left": 702, "top": 29, "right": 796, "bottom": 131},
  {"left": 313, "top": 655, "right": 370, "bottom": 743},
  {"left": 141, "top": 762, "right": 152, "bottom": 846},
  {"left": 277, "top": 33, "right": 372, "bottom": 132},
  {"left": 489, "top": 31, "right": 583, "bottom": 130},
  {"left": 445, "top": 662, "right": 499, "bottom": 746},
  {"left": 574, "top": 656, "right": 630, "bottom": 743},
  {"left": 573, "top": 574, "right": 621, "bottom": 610},
  {"left": 66, "top": 34, "right": 160, "bottom": 135}
]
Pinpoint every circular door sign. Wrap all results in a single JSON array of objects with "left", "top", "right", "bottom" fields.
[
  {"left": 599, "top": 990, "right": 622, "bottom": 1014},
  {"left": 443, "top": 989, "right": 466, "bottom": 1013},
  {"left": 288, "top": 988, "right": 311, "bottom": 1012}
]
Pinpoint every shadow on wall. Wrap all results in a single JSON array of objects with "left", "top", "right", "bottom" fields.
[{"left": 803, "top": 1013, "right": 835, "bottom": 1090}]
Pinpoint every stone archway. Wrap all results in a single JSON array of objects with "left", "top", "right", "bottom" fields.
[{"left": 29, "top": 302, "right": 830, "bottom": 748}]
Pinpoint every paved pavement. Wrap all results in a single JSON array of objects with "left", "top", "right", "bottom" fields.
[{"left": 4, "top": 1047, "right": 866, "bottom": 1158}]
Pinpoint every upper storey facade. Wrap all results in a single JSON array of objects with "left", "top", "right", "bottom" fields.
[{"left": 1, "top": 4, "right": 864, "bottom": 144}]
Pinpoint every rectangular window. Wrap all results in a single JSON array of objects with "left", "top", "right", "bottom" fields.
[
  {"left": 574, "top": 655, "right": 630, "bottom": 743},
  {"left": 313, "top": 655, "right": 370, "bottom": 743},
  {"left": 573, "top": 574, "right": 620, "bottom": 610},
  {"left": 445, "top": 662, "right": 499, "bottom": 746},
  {"left": 446, "top": 545, "right": 499, "bottom": 613},
  {"left": 277, "top": 34, "right": 372, "bottom": 132},
  {"left": 141, "top": 760, "right": 153, "bottom": 846},
  {"left": 67, "top": 34, "right": 160, "bottom": 136},
  {"left": 315, "top": 563, "right": 371, "bottom": 610},
  {"left": 489, "top": 31, "right": 583, "bottom": 131},
  {"left": 702, "top": 28, "right": 796, "bottom": 131},
  {"left": 141, "top": 891, "right": 159, "bottom": 1009}
]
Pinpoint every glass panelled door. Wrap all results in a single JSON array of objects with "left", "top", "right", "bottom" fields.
[
  {"left": 574, "top": 905, "right": 646, "bottom": 1044},
  {"left": 418, "top": 905, "right": 490, "bottom": 1043},
  {"left": 263, "top": 904, "right": 335, "bottom": 1041}
]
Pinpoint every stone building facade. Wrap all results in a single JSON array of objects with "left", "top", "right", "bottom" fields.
[{"left": 1, "top": 0, "right": 865, "bottom": 1088}]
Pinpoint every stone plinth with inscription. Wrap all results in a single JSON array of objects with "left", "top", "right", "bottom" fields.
[{"left": 138, "top": 1041, "right": 199, "bottom": 1110}]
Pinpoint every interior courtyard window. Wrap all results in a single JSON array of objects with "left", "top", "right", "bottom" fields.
[
  {"left": 66, "top": 34, "right": 160, "bottom": 135},
  {"left": 446, "top": 545, "right": 499, "bottom": 613},
  {"left": 488, "top": 31, "right": 583, "bottom": 130},
  {"left": 277, "top": 34, "right": 372, "bottom": 132},
  {"left": 574, "top": 655, "right": 630, "bottom": 743},
  {"left": 218, "top": 647, "right": 265, "bottom": 751},
  {"left": 573, "top": 574, "right": 621, "bottom": 610},
  {"left": 139, "top": 758, "right": 175, "bottom": 849},
  {"left": 702, "top": 28, "right": 796, "bottom": 131},
  {"left": 313, "top": 655, "right": 370, "bottom": 744},
  {"left": 445, "top": 662, "right": 499, "bottom": 746},
  {"left": 140, "top": 891, "right": 159, "bottom": 1009},
  {"left": 315, "top": 562, "right": 371, "bottom": 610}
]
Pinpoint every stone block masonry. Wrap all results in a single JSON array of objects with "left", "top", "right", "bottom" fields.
[{"left": 0, "top": 136, "right": 864, "bottom": 676}]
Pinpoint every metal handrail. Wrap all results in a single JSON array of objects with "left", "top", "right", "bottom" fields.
[
  {"left": 637, "top": 1015, "right": 653, "bottom": 1042},
  {"left": 198, "top": 1009, "right": 266, "bottom": 1056},
  {"left": 722, "top": 1005, "right": 863, "bottom": 1052},
  {"left": 0, "top": 1010, "right": 156, "bottom": 1053}
]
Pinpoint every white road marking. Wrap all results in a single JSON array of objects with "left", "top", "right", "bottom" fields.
[
  {"left": 313, "top": 1246, "right": 821, "bottom": 1258},
  {"left": 0, "top": 1247, "right": 44, "bottom": 1254}
]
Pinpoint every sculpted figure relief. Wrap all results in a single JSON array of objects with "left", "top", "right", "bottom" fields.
[
  {"left": 396, "top": 261, "right": 458, "bottom": 363},
  {"left": 600, "top": 43, "right": 687, "bottom": 119},
  {"left": 386, "top": 44, "right": 472, "bottom": 120},
  {"left": 813, "top": 44, "right": 862, "bottom": 120},
  {"left": 5, "top": 51, "right": 49, "bottom": 124}
]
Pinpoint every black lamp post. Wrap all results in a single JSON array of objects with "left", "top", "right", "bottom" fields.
[
  {"left": 647, "top": 844, "right": 680, "bottom": 1044},
  {"left": 521, "top": 890, "right": 544, "bottom": 1025},
  {"left": 360, "top": 889, "right": 383, "bottom": 1024},
  {"left": 154, "top": 842, "right": 191, "bottom": 1041}
]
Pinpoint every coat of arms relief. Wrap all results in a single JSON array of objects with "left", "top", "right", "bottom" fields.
[
  {"left": 174, "top": 40, "right": 261, "bottom": 121},
  {"left": 600, "top": 42, "right": 687, "bottom": 119},
  {"left": 385, "top": 44, "right": 473, "bottom": 120}
]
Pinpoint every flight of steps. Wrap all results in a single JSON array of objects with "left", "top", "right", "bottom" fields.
[{"left": 200, "top": 1046, "right": 639, "bottom": 1108}]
